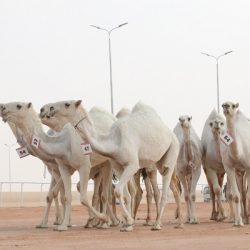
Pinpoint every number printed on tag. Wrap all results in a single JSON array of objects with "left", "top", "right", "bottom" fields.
[
  {"left": 220, "top": 132, "right": 234, "bottom": 146},
  {"left": 81, "top": 143, "right": 92, "bottom": 155},
  {"left": 16, "top": 146, "right": 29, "bottom": 158},
  {"left": 31, "top": 135, "right": 41, "bottom": 149}
]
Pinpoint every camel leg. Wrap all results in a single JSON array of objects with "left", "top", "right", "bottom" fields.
[
  {"left": 54, "top": 165, "right": 72, "bottom": 231},
  {"left": 145, "top": 168, "right": 160, "bottom": 226},
  {"left": 97, "top": 162, "right": 114, "bottom": 229},
  {"left": 169, "top": 173, "right": 183, "bottom": 228},
  {"left": 133, "top": 170, "right": 143, "bottom": 218},
  {"left": 207, "top": 169, "right": 226, "bottom": 221},
  {"left": 114, "top": 162, "right": 139, "bottom": 232},
  {"left": 36, "top": 172, "right": 63, "bottom": 228},
  {"left": 226, "top": 179, "right": 235, "bottom": 222},
  {"left": 189, "top": 167, "right": 201, "bottom": 224},
  {"left": 52, "top": 177, "right": 65, "bottom": 225},
  {"left": 224, "top": 164, "right": 243, "bottom": 227},
  {"left": 204, "top": 169, "right": 217, "bottom": 220},
  {"left": 143, "top": 176, "right": 153, "bottom": 226},
  {"left": 152, "top": 141, "right": 178, "bottom": 231},
  {"left": 84, "top": 171, "right": 102, "bottom": 228},
  {"left": 36, "top": 176, "right": 57, "bottom": 228},
  {"left": 178, "top": 173, "right": 190, "bottom": 223},
  {"left": 236, "top": 171, "right": 248, "bottom": 224},
  {"left": 78, "top": 165, "right": 108, "bottom": 226},
  {"left": 245, "top": 170, "right": 250, "bottom": 218},
  {"left": 123, "top": 184, "right": 133, "bottom": 222},
  {"left": 127, "top": 178, "right": 137, "bottom": 219},
  {"left": 152, "top": 165, "right": 175, "bottom": 230}
]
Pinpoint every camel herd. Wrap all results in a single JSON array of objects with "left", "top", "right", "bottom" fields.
[{"left": 0, "top": 100, "right": 249, "bottom": 232}]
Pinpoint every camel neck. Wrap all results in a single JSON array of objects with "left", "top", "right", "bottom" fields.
[
  {"left": 225, "top": 116, "right": 239, "bottom": 161},
  {"left": 183, "top": 127, "right": 194, "bottom": 163},
  {"left": 214, "top": 133, "right": 222, "bottom": 162}
]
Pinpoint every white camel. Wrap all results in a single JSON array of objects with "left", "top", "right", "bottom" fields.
[
  {"left": 40, "top": 102, "right": 138, "bottom": 226},
  {"left": 45, "top": 100, "right": 180, "bottom": 231},
  {"left": 1, "top": 102, "right": 108, "bottom": 231},
  {"left": 40, "top": 103, "right": 119, "bottom": 228},
  {"left": 174, "top": 115, "right": 202, "bottom": 224},
  {"left": 221, "top": 101, "right": 250, "bottom": 226},
  {"left": 201, "top": 109, "right": 234, "bottom": 221},
  {"left": 0, "top": 104, "right": 64, "bottom": 228},
  {"left": 115, "top": 108, "right": 182, "bottom": 227}
]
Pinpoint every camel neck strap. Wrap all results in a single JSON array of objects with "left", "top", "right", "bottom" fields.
[{"left": 74, "top": 116, "right": 87, "bottom": 130}]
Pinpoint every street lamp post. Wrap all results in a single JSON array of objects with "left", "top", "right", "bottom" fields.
[
  {"left": 201, "top": 51, "right": 233, "bottom": 113},
  {"left": 90, "top": 22, "right": 128, "bottom": 114},
  {"left": 4, "top": 143, "right": 15, "bottom": 192}
]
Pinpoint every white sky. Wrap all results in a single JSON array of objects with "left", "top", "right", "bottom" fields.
[{"left": 1, "top": 0, "right": 250, "bottom": 190}]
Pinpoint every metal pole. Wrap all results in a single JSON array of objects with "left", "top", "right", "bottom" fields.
[
  {"left": 8, "top": 147, "right": 11, "bottom": 192},
  {"left": 90, "top": 23, "right": 128, "bottom": 114},
  {"left": 4, "top": 143, "right": 15, "bottom": 192},
  {"left": 216, "top": 60, "right": 220, "bottom": 113},
  {"left": 201, "top": 51, "right": 233, "bottom": 113},
  {"left": 108, "top": 34, "right": 114, "bottom": 114}
]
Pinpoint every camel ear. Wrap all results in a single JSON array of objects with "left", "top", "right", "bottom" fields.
[
  {"left": 75, "top": 100, "right": 82, "bottom": 108},
  {"left": 27, "top": 103, "right": 32, "bottom": 108},
  {"left": 235, "top": 103, "right": 239, "bottom": 108}
]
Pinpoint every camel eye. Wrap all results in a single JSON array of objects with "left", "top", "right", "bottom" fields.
[
  {"left": 221, "top": 122, "right": 224, "bottom": 126},
  {"left": 188, "top": 117, "right": 191, "bottom": 121},
  {"left": 16, "top": 104, "right": 22, "bottom": 110},
  {"left": 65, "top": 103, "right": 70, "bottom": 108},
  {"left": 40, "top": 108, "right": 44, "bottom": 113},
  {"left": 50, "top": 106, "right": 54, "bottom": 111},
  {"left": 232, "top": 104, "right": 235, "bottom": 108}
]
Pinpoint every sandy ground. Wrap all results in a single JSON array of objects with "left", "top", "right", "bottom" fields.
[{"left": 1, "top": 202, "right": 250, "bottom": 250}]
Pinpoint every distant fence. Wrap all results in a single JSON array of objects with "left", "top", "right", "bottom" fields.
[{"left": 0, "top": 182, "right": 208, "bottom": 207}]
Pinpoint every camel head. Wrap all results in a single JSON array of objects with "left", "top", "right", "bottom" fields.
[
  {"left": 39, "top": 102, "right": 64, "bottom": 130},
  {"left": 209, "top": 117, "right": 225, "bottom": 137},
  {"left": 40, "top": 100, "right": 85, "bottom": 126},
  {"left": 178, "top": 115, "right": 192, "bottom": 129},
  {"left": 1, "top": 102, "right": 33, "bottom": 124},
  {"left": 222, "top": 102, "right": 239, "bottom": 117}
]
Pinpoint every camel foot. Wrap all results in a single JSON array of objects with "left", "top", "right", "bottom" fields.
[
  {"left": 120, "top": 225, "right": 133, "bottom": 232},
  {"left": 100, "top": 213, "right": 109, "bottom": 223},
  {"left": 54, "top": 225, "right": 68, "bottom": 231},
  {"left": 233, "top": 223, "right": 244, "bottom": 228},
  {"left": 143, "top": 220, "right": 154, "bottom": 226},
  {"left": 110, "top": 220, "right": 120, "bottom": 227},
  {"left": 151, "top": 224, "right": 162, "bottom": 231},
  {"left": 84, "top": 217, "right": 96, "bottom": 228},
  {"left": 97, "top": 222, "right": 110, "bottom": 229},
  {"left": 36, "top": 224, "right": 48, "bottom": 229},
  {"left": 53, "top": 217, "right": 63, "bottom": 225},
  {"left": 174, "top": 223, "right": 184, "bottom": 229},
  {"left": 190, "top": 220, "right": 199, "bottom": 224},
  {"left": 84, "top": 224, "right": 93, "bottom": 228},
  {"left": 216, "top": 215, "right": 227, "bottom": 222},
  {"left": 210, "top": 212, "right": 218, "bottom": 221}
]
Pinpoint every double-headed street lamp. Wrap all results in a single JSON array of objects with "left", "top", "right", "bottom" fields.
[
  {"left": 201, "top": 51, "right": 233, "bottom": 113},
  {"left": 4, "top": 143, "right": 15, "bottom": 192},
  {"left": 90, "top": 22, "right": 128, "bottom": 114}
]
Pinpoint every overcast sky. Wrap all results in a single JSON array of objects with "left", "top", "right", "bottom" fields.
[{"left": 1, "top": 0, "right": 250, "bottom": 190}]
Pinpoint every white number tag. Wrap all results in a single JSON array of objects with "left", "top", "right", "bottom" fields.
[
  {"left": 220, "top": 132, "right": 234, "bottom": 146},
  {"left": 16, "top": 146, "right": 29, "bottom": 158},
  {"left": 81, "top": 143, "right": 92, "bottom": 155},
  {"left": 31, "top": 135, "right": 41, "bottom": 149}
]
